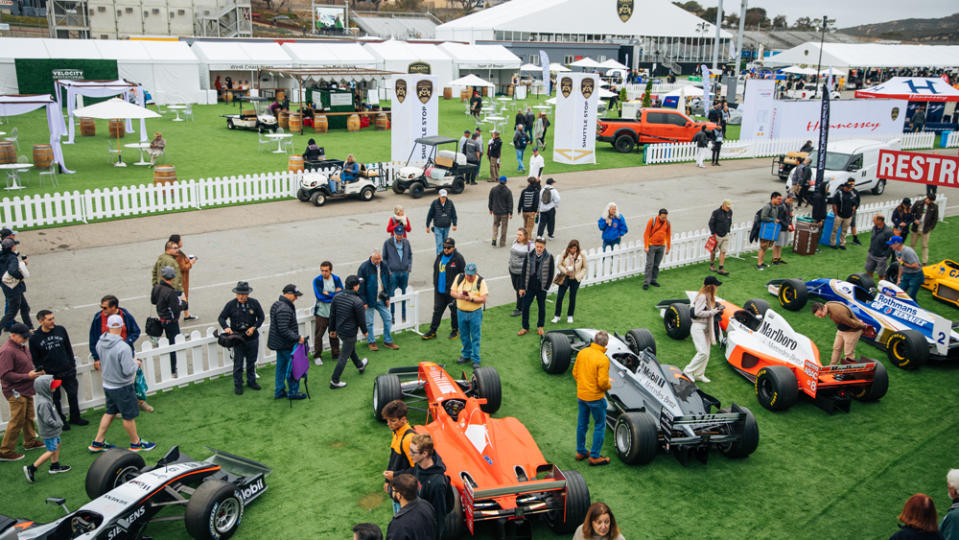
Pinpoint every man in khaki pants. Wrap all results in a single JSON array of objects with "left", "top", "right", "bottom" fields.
[
  {"left": 812, "top": 301, "right": 870, "bottom": 366},
  {"left": 0, "top": 323, "right": 44, "bottom": 461},
  {"left": 909, "top": 195, "right": 938, "bottom": 265}
]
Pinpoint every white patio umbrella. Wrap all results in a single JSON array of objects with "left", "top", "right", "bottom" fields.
[
  {"left": 72, "top": 97, "right": 160, "bottom": 167},
  {"left": 446, "top": 73, "right": 496, "bottom": 89},
  {"left": 598, "top": 59, "right": 628, "bottom": 70},
  {"left": 664, "top": 85, "right": 704, "bottom": 98},
  {"left": 549, "top": 63, "right": 571, "bottom": 73},
  {"left": 570, "top": 57, "right": 602, "bottom": 69},
  {"left": 597, "top": 87, "right": 618, "bottom": 99},
  {"left": 519, "top": 63, "right": 541, "bottom": 72},
  {"left": 781, "top": 65, "right": 818, "bottom": 75}
]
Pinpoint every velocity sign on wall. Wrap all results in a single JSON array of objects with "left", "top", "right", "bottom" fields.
[
  {"left": 878, "top": 149, "right": 959, "bottom": 189},
  {"left": 553, "top": 73, "right": 600, "bottom": 165},
  {"left": 390, "top": 75, "right": 438, "bottom": 164}
]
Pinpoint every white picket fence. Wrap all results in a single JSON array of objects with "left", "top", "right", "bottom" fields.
[
  {"left": 0, "top": 161, "right": 400, "bottom": 230},
  {"left": 644, "top": 132, "right": 937, "bottom": 165},
  {"left": 945, "top": 131, "right": 959, "bottom": 148}
]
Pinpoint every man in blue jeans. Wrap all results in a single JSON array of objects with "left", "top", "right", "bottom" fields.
[
  {"left": 425, "top": 190, "right": 457, "bottom": 255},
  {"left": 382, "top": 224, "right": 412, "bottom": 323},
  {"left": 571, "top": 330, "right": 611, "bottom": 466},
  {"left": 267, "top": 284, "right": 306, "bottom": 400},
  {"left": 450, "top": 263, "right": 488, "bottom": 368},
  {"left": 358, "top": 251, "right": 400, "bottom": 352},
  {"left": 889, "top": 236, "right": 924, "bottom": 302},
  {"left": 513, "top": 125, "right": 528, "bottom": 173}
]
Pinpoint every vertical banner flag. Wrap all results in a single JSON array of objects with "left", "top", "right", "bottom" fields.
[
  {"left": 701, "top": 64, "right": 712, "bottom": 113},
  {"left": 539, "top": 50, "right": 551, "bottom": 96},
  {"left": 553, "top": 73, "right": 599, "bottom": 165},
  {"left": 814, "top": 82, "right": 830, "bottom": 191},
  {"left": 390, "top": 75, "right": 438, "bottom": 164}
]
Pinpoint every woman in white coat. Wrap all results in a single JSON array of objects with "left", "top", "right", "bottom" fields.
[{"left": 683, "top": 275, "right": 725, "bottom": 383}]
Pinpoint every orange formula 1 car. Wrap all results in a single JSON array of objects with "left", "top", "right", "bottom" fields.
[
  {"left": 921, "top": 259, "right": 959, "bottom": 308},
  {"left": 372, "top": 362, "right": 590, "bottom": 539},
  {"left": 658, "top": 294, "right": 888, "bottom": 414}
]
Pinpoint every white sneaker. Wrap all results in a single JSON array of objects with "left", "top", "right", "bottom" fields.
[
  {"left": 254, "top": 370, "right": 260, "bottom": 379},
  {"left": 567, "top": 316, "right": 574, "bottom": 324},
  {"left": 550, "top": 316, "right": 560, "bottom": 323},
  {"left": 698, "top": 375, "right": 712, "bottom": 383},
  {"left": 313, "top": 358, "right": 323, "bottom": 366}
]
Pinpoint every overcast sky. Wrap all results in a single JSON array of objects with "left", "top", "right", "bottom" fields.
[{"left": 696, "top": 0, "right": 958, "bottom": 28}]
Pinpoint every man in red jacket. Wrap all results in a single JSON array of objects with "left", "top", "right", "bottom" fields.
[{"left": 0, "top": 324, "right": 45, "bottom": 461}]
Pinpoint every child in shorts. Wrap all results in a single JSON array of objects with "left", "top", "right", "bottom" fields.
[{"left": 23, "top": 375, "right": 70, "bottom": 482}]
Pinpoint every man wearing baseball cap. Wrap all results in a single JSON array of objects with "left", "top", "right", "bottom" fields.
[
  {"left": 426, "top": 189, "right": 457, "bottom": 255},
  {"left": 267, "top": 285, "right": 306, "bottom": 400},
  {"left": 450, "top": 263, "right": 488, "bottom": 368},
  {"left": 0, "top": 323, "right": 44, "bottom": 461},
  {"left": 888, "top": 235, "right": 924, "bottom": 302}
]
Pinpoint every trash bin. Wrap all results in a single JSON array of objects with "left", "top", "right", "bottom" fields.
[
  {"left": 792, "top": 217, "right": 820, "bottom": 255},
  {"left": 941, "top": 130, "right": 952, "bottom": 148},
  {"left": 819, "top": 212, "right": 836, "bottom": 246}
]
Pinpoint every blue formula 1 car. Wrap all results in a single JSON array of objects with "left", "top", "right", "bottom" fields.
[{"left": 767, "top": 273, "right": 959, "bottom": 370}]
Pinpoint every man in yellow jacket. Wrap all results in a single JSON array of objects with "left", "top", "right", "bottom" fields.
[{"left": 572, "top": 331, "right": 611, "bottom": 466}]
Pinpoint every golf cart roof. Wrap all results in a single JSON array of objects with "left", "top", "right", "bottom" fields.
[
  {"left": 239, "top": 96, "right": 272, "bottom": 102},
  {"left": 415, "top": 136, "right": 458, "bottom": 146}
]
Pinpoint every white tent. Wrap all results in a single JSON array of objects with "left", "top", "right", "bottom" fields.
[
  {"left": 438, "top": 42, "right": 521, "bottom": 73},
  {"left": 598, "top": 59, "right": 628, "bottom": 70},
  {"left": 664, "top": 85, "right": 703, "bottom": 98},
  {"left": 0, "top": 38, "right": 51, "bottom": 94},
  {"left": 94, "top": 40, "right": 203, "bottom": 105},
  {"left": 363, "top": 40, "right": 454, "bottom": 87},
  {"left": 56, "top": 79, "right": 145, "bottom": 144},
  {"left": 767, "top": 42, "right": 959, "bottom": 69},
  {"left": 0, "top": 94, "right": 69, "bottom": 172},
  {"left": 781, "top": 65, "right": 819, "bottom": 75},
  {"left": 549, "top": 63, "right": 571, "bottom": 73},
  {"left": 446, "top": 74, "right": 495, "bottom": 89},
  {"left": 281, "top": 42, "right": 378, "bottom": 69},
  {"left": 570, "top": 57, "right": 602, "bottom": 69},
  {"left": 72, "top": 98, "right": 160, "bottom": 167},
  {"left": 855, "top": 77, "right": 959, "bottom": 102},
  {"left": 519, "top": 63, "right": 541, "bottom": 72},
  {"left": 192, "top": 40, "right": 295, "bottom": 93}
]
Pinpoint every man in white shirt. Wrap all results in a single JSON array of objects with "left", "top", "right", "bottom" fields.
[
  {"left": 528, "top": 148, "right": 545, "bottom": 179},
  {"left": 537, "top": 178, "right": 560, "bottom": 239}
]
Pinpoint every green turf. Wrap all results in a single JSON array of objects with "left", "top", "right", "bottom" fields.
[
  {"left": 1, "top": 224, "right": 956, "bottom": 539},
  {"left": 2, "top": 95, "right": 726, "bottom": 198}
]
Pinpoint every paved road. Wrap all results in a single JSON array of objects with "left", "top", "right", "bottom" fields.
[{"left": 18, "top": 156, "right": 957, "bottom": 352}]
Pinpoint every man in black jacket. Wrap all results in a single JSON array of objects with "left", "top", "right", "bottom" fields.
[
  {"left": 864, "top": 214, "right": 894, "bottom": 280},
  {"left": 463, "top": 133, "right": 481, "bottom": 185},
  {"left": 0, "top": 237, "right": 30, "bottom": 333},
  {"left": 707, "top": 200, "right": 732, "bottom": 276},
  {"left": 151, "top": 265, "right": 182, "bottom": 375},
  {"left": 488, "top": 176, "right": 513, "bottom": 247},
  {"left": 811, "top": 188, "right": 828, "bottom": 249},
  {"left": 487, "top": 129, "right": 502, "bottom": 182},
  {"left": 518, "top": 237, "right": 554, "bottom": 337},
  {"left": 830, "top": 181, "right": 858, "bottom": 250},
  {"left": 29, "top": 310, "right": 87, "bottom": 428},
  {"left": 410, "top": 434, "right": 448, "bottom": 540},
  {"left": 425, "top": 190, "right": 457, "bottom": 255},
  {"left": 692, "top": 126, "right": 709, "bottom": 168},
  {"left": 328, "top": 275, "right": 368, "bottom": 389},
  {"left": 387, "top": 473, "right": 435, "bottom": 540},
  {"left": 217, "top": 281, "right": 264, "bottom": 395},
  {"left": 267, "top": 284, "right": 305, "bottom": 400},
  {"left": 517, "top": 177, "right": 539, "bottom": 234},
  {"left": 422, "top": 238, "right": 465, "bottom": 340}
]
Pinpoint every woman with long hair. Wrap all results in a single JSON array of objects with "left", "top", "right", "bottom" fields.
[
  {"left": 552, "top": 239, "right": 587, "bottom": 324},
  {"left": 683, "top": 276, "right": 725, "bottom": 383},
  {"left": 598, "top": 202, "right": 628, "bottom": 251},
  {"left": 574, "top": 502, "right": 624, "bottom": 540},
  {"left": 508, "top": 228, "right": 533, "bottom": 317},
  {"left": 890, "top": 493, "right": 943, "bottom": 539}
]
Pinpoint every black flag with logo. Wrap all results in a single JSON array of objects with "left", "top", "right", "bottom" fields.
[{"left": 814, "top": 83, "right": 830, "bottom": 193}]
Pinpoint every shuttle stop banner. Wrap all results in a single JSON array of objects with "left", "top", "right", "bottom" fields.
[
  {"left": 390, "top": 75, "right": 438, "bottom": 164},
  {"left": 553, "top": 73, "right": 599, "bottom": 165}
]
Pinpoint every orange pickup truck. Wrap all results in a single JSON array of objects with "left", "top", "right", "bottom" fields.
[{"left": 596, "top": 108, "right": 718, "bottom": 153}]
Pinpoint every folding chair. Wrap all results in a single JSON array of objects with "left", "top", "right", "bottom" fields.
[{"left": 4, "top": 127, "right": 18, "bottom": 152}]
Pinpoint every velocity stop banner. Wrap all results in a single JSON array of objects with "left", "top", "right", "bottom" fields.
[
  {"left": 390, "top": 75, "right": 439, "bottom": 164},
  {"left": 553, "top": 73, "right": 599, "bottom": 165},
  {"left": 878, "top": 149, "right": 958, "bottom": 188}
]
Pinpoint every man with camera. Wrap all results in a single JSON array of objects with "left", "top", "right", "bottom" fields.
[
  {"left": 0, "top": 237, "right": 31, "bottom": 333},
  {"left": 217, "top": 281, "right": 264, "bottom": 395}
]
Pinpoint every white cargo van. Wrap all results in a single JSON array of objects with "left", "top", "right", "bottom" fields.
[{"left": 807, "top": 138, "right": 901, "bottom": 197}]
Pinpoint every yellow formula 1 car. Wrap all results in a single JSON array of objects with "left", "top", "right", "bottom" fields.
[{"left": 922, "top": 260, "right": 959, "bottom": 308}]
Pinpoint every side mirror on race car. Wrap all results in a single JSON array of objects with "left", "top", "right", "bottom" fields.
[{"left": 46, "top": 497, "right": 70, "bottom": 514}]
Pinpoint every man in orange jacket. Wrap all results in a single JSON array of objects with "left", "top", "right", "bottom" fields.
[
  {"left": 572, "top": 331, "right": 611, "bottom": 466},
  {"left": 643, "top": 209, "right": 672, "bottom": 290}
]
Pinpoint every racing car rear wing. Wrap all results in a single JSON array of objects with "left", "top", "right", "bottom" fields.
[
  {"left": 660, "top": 407, "right": 746, "bottom": 447},
  {"left": 462, "top": 465, "right": 570, "bottom": 534}
]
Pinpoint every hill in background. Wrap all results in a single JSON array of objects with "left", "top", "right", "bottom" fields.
[{"left": 841, "top": 12, "right": 959, "bottom": 44}]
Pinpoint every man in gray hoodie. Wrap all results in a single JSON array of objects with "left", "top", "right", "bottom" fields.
[
  {"left": 23, "top": 374, "right": 70, "bottom": 482},
  {"left": 88, "top": 314, "right": 156, "bottom": 453}
]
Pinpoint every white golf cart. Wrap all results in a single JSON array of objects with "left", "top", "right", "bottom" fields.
[
  {"left": 392, "top": 136, "right": 475, "bottom": 198},
  {"left": 295, "top": 160, "right": 380, "bottom": 206},
  {"left": 221, "top": 97, "right": 278, "bottom": 133}
]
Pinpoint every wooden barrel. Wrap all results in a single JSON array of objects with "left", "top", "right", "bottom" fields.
[
  {"left": 482, "top": 86, "right": 489, "bottom": 97},
  {"left": 314, "top": 114, "right": 328, "bottom": 133},
  {"left": 224, "top": 91, "right": 233, "bottom": 103},
  {"left": 108, "top": 119, "right": 125, "bottom": 138},
  {"left": 346, "top": 114, "right": 360, "bottom": 132},
  {"left": 32, "top": 144, "right": 53, "bottom": 169},
  {"left": 278, "top": 111, "right": 289, "bottom": 129},
  {"left": 79, "top": 117, "right": 96, "bottom": 136},
  {"left": 507, "top": 84, "right": 514, "bottom": 97},
  {"left": 288, "top": 155, "right": 304, "bottom": 172},
  {"left": 0, "top": 141, "right": 15, "bottom": 164},
  {"left": 153, "top": 165, "right": 177, "bottom": 186},
  {"left": 460, "top": 88, "right": 469, "bottom": 102},
  {"left": 288, "top": 112, "right": 303, "bottom": 134},
  {"left": 443, "top": 87, "right": 452, "bottom": 100},
  {"left": 374, "top": 113, "right": 388, "bottom": 131}
]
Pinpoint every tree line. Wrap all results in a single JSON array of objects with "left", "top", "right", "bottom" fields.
[{"left": 672, "top": 2, "right": 828, "bottom": 31}]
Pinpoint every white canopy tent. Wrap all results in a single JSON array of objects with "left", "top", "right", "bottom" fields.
[
  {"left": 570, "top": 57, "right": 602, "bottom": 69},
  {"left": 0, "top": 94, "right": 69, "bottom": 173},
  {"left": 549, "top": 63, "right": 571, "bottom": 73},
  {"left": 281, "top": 42, "right": 379, "bottom": 69},
  {"left": 438, "top": 41, "right": 520, "bottom": 89},
  {"left": 598, "top": 59, "right": 628, "bottom": 70},
  {"left": 664, "top": 85, "right": 704, "bottom": 98},
  {"left": 0, "top": 38, "right": 49, "bottom": 94},
  {"left": 446, "top": 74, "right": 495, "bottom": 89},
  {"left": 780, "top": 65, "right": 819, "bottom": 75},
  {"left": 364, "top": 40, "right": 455, "bottom": 88},
  {"left": 767, "top": 42, "right": 959, "bottom": 69},
  {"left": 94, "top": 40, "right": 203, "bottom": 105},
  {"left": 55, "top": 79, "right": 146, "bottom": 145},
  {"left": 855, "top": 77, "right": 959, "bottom": 102},
  {"left": 191, "top": 41, "right": 295, "bottom": 93},
  {"left": 519, "top": 63, "right": 541, "bottom": 72}
]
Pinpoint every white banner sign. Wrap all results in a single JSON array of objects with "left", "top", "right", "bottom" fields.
[
  {"left": 770, "top": 99, "right": 907, "bottom": 140},
  {"left": 739, "top": 79, "right": 775, "bottom": 140},
  {"left": 553, "top": 73, "right": 599, "bottom": 165},
  {"left": 390, "top": 75, "right": 438, "bottom": 164}
]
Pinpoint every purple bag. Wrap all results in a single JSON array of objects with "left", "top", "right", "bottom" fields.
[{"left": 291, "top": 342, "right": 310, "bottom": 381}]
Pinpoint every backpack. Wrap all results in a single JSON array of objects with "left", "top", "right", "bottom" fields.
[{"left": 541, "top": 187, "right": 552, "bottom": 204}]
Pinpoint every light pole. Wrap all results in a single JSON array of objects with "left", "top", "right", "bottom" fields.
[
  {"left": 695, "top": 22, "right": 708, "bottom": 64},
  {"left": 813, "top": 15, "right": 834, "bottom": 97},
  {"left": 711, "top": 0, "right": 723, "bottom": 70}
]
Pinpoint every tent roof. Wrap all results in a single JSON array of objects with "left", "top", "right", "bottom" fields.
[
  {"left": 855, "top": 77, "right": 959, "bottom": 102},
  {"left": 281, "top": 42, "right": 377, "bottom": 67},
  {"left": 436, "top": 0, "right": 731, "bottom": 39},
  {"left": 0, "top": 38, "right": 199, "bottom": 65},
  {"left": 93, "top": 40, "right": 152, "bottom": 62},
  {"left": 437, "top": 42, "right": 520, "bottom": 70},
  {"left": 364, "top": 39, "right": 453, "bottom": 63},
  {"left": 44, "top": 38, "right": 102, "bottom": 60},
  {"left": 191, "top": 40, "right": 294, "bottom": 69},
  {"left": 446, "top": 74, "right": 495, "bottom": 87},
  {"left": 570, "top": 57, "right": 602, "bottom": 68},
  {"left": 0, "top": 38, "right": 51, "bottom": 61},
  {"left": 767, "top": 42, "right": 959, "bottom": 69},
  {"left": 140, "top": 41, "right": 200, "bottom": 63}
]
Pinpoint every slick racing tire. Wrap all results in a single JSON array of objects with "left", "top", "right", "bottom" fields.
[
  {"left": 471, "top": 367, "right": 501, "bottom": 414},
  {"left": 853, "top": 360, "right": 889, "bottom": 401},
  {"left": 540, "top": 332, "right": 572, "bottom": 374},
  {"left": 777, "top": 279, "right": 808, "bottom": 311},
  {"left": 373, "top": 374, "right": 402, "bottom": 421},
  {"left": 720, "top": 406, "right": 760, "bottom": 459},
  {"left": 847, "top": 273, "right": 876, "bottom": 291},
  {"left": 360, "top": 186, "right": 375, "bottom": 201},
  {"left": 450, "top": 176, "right": 466, "bottom": 194},
  {"left": 310, "top": 191, "right": 326, "bottom": 207},
  {"left": 664, "top": 303, "right": 691, "bottom": 340},
  {"left": 614, "top": 412, "right": 658, "bottom": 466},
  {"left": 409, "top": 182, "right": 426, "bottom": 199},
  {"left": 185, "top": 479, "right": 244, "bottom": 540},
  {"left": 625, "top": 328, "right": 656, "bottom": 356},
  {"left": 296, "top": 188, "right": 310, "bottom": 202},
  {"left": 885, "top": 329, "right": 928, "bottom": 370},
  {"left": 443, "top": 488, "right": 464, "bottom": 540},
  {"left": 86, "top": 449, "right": 146, "bottom": 499},
  {"left": 754, "top": 365, "right": 798, "bottom": 411},
  {"left": 743, "top": 298, "right": 770, "bottom": 318},
  {"left": 546, "top": 469, "right": 590, "bottom": 534}
]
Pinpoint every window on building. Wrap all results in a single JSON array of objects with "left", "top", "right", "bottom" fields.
[
  {"left": 124, "top": 7, "right": 133, "bottom": 13},
  {"left": 528, "top": 55, "right": 537, "bottom": 64},
  {"left": 97, "top": 5, "right": 105, "bottom": 11},
  {"left": 152, "top": 8, "right": 159, "bottom": 14},
  {"left": 178, "top": 9, "right": 186, "bottom": 15},
  {"left": 598, "top": 55, "right": 606, "bottom": 62},
  {"left": 564, "top": 55, "right": 575, "bottom": 64}
]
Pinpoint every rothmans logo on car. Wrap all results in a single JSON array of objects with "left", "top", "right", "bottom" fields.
[
  {"left": 416, "top": 80, "right": 433, "bottom": 104},
  {"left": 581, "top": 78, "right": 595, "bottom": 99},
  {"left": 395, "top": 79, "right": 407, "bottom": 104},
  {"left": 759, "top": 322, "right": 798, "bottom": 351},
  {"left": 617, "top": 0, "right": 633, "bottom": 22},
  {"left": 560, "top": 77, "right": 573, "bottom": 98}
]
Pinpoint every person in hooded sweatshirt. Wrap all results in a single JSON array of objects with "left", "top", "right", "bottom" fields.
[
  {"left": 23, "top": 374, "right": 70, "bottom": 482},
  {"left": 88, "top": 314, "right": 156, "bottom": 453},
  {"left": 410, "top": 434, "right": 448, "bottom": 540}
]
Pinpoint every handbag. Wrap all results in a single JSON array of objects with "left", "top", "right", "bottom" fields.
[
  {"left": 134, "top": 368, "right": 148, "bottom": 401},
  {"left": 145, "top": 317, "right": 164, "bottom": 338},
  {"left": 552, "top": 272, "right": 566, "bottom": 286},
  {"left": 704, "top": 235, "right": 718, "bottom": 253}
]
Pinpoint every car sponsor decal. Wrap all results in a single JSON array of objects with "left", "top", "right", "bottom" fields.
[
  {"left": 759, "top": 321, "right": 798, "bottom": 351},
  {"left": 870, "top": 293, "right": 931, "bottom": 330},
  {"left": 632, "top": 359, "right": 681, "bottom": 415},
  {"left": 240, "top": 478, "right": 265, "bottom": 502}
]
